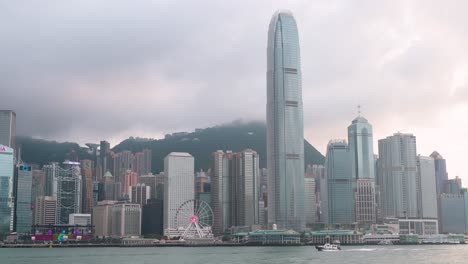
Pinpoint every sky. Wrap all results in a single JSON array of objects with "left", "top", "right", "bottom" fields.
[{"left": 1, "top": 1, "right": 467, "bottom": 181}]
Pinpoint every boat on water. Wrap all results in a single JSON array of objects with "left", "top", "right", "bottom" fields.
[{"left": 315, "top": 243, "right": 341, "bottom": 251}]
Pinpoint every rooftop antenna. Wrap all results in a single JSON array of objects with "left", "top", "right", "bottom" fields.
[{"left": 357, "top": 105, "right": 361, "bottom": 117}]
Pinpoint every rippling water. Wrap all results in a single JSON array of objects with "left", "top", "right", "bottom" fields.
[{"left": 1, "top": 245, "right": 467, "bottom": 264}]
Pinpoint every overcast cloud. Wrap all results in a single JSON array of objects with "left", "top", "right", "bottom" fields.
[{"left": 1, "top": 0, "right": 467, "bottom": 180}]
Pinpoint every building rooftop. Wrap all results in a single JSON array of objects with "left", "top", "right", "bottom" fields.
[
  {"left": 352, "top": 116, "right": 369, "bottom": 123},
  {"left": 167, "top": 152, "right": 192, "bottom": 157}
]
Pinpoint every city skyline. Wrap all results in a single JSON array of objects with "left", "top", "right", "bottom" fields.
[{"left": 1, "top": 1, "right": 467, "bottom": 183}]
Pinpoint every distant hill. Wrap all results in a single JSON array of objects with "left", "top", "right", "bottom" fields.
[
  {"left": 113, "top": 121, "right": 325, "bottom": 173},
  {"left": 18, "top": 121, "right": 325, "bottom": 172}
]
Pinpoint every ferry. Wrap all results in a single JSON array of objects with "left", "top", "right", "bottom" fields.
[{"left": 315, "top": 243, "right": 341, "bottom": 251}]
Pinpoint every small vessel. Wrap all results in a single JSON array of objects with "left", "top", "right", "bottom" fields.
[
  {"left": 315, "top": 243, "right": 341, "bottom": 251},
  {"left": 378, "top": 240, "right": 393, "bottom": 245}
]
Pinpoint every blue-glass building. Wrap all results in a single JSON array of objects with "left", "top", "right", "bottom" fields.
[
  {"left": 267, "top": 10, "right": 305, "bottom": 231},
  {"left": 0, "top": 144, "right": 14, "bottom": 237},
  {"left": 14, "top": 164, "right": 32, "bottom": 233}
]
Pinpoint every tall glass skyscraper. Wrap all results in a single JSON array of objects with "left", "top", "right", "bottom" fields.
[
  {"left": 267, "top": 10, "right": 305, "bottom": 231},
  {"left": 0, "top": 144, "right": 14, "bottom": 237}
]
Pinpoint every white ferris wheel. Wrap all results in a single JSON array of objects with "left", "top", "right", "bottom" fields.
[{"left": 173, "top": 199, "right": 214, "bottom": 240}]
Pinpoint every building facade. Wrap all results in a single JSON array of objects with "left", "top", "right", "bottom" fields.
[
  {"left": 142, "top": 198, "right": 163, "bottom": 236},
  {"left": 163, "top": 152, "right": 194, "bottom": 233},
  {"left": 14, "top": 164, "right": 32, "bottom": 233},
  {"left": 0, "top": 145, "right": 14, "bottom": 236},
  {"left": 81, "top": 160, "right": 94, "bottom": 214},
  {"left": 34, "top": 196, "right": 57, "bottom": 225},
  {"left": 304, "top": 176, "right": 317, "bottom": 225},
  {"left": 355, "top": 179, "right": 376, "bottom": 224},
  {"left": 69, "top": 213, "right": 91, "bottom": 225},
  {"left": 93, "top": 200, "right": 117, "bottom": 237},
  {"left": 112, "top": 203, "right": 141, "bottom": 237},
  {"left": 128, "top": 184, "right": 151, "bottom": 208},
  {"left": 267, "top": 10, "right": 305, "bottom": 231},
  {"left": 440, "top": 194, "right": 468, "bottom": 234},
  {"left": 325, "top": 140, "right": 354, "bottom": 224},
  {"left": 54, "top": 162, "right": 82, "bottom": 224},
  {"left": 378, "top": 133, "right": 418, "bottom": 218},
  {"left": 416, "top": 156, "right": 438, "bottom": 219}
]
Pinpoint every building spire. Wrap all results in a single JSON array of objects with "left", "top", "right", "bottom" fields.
[{"left": 357, "top": 105, "right": 361, "bottom": 117}]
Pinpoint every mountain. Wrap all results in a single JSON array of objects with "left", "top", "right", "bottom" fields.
[
  {"left": 18, "top": 121, "right": 325, "bottom": 172},
  {"left": 113, "top": 121, "right": 325, "bottom": 173}
]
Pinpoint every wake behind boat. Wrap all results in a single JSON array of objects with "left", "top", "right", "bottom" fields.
[{"left": 315, "top": 243, "right": 341, "bottom": 251}]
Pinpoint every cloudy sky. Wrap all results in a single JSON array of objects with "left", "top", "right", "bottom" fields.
[{"left": 1, "top": 1, "right": 467, "bottom": 180}]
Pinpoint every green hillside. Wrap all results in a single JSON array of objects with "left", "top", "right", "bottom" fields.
[{"left": 18, "top": 121, "right": 325, "bottom": 172}]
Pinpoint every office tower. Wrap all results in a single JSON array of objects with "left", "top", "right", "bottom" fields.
[
  {"left": 31, "top": 170, "right": 45, "bottom": 204},
  {"left": 430, "top": 151, "right": 448, "bottom": 195},
  {"left": 34, "top": 196, "right": 57, "bottom": 225},
  {"left": 417, "top": 156, "right": 438, "bottom": 219},
  {"left": 142, "top": 198, "right": 163, "bottom": 236},
  {"left": 163, "top": 152, "right": 194, "bottom": 233},
  {"left": 0, "top": 110, "right": 16, "bottom": 149},
  {"left": 304, "top": 175, "right": 317, "bottom": 225},
  {"left": 230, "top": 149, "right": 260, "bottom": 228},
  {"left": 54, "top": 162, "right": 82, "bottom": 224},
  {"left": 81, "top": 160, "right": 94, "bottom": 214},
  {"left": 317, "top": 166, "right": 328, "bottom": 224},
  {"left": 98, "top": 171, "right": 115, "bottom": 201},
  {"left": 211, "top": 150, "right": 231, "bottom": 234},
  {"left": 42, "top": 162, "right": 64, "bottom": 196},
  {"left": 195, "top": 170, "right": 210, "bottom": 200},
  {"left": 444, "top": 177, "right": 462, "bottom": 194},
  {"left": 93, "top": 200, "right": 117, "bottom": 237},
  {"left": 0, "top": 144, "right": 14, "bottom": 236},
  {"left": 139, "top": 173, "right": 165, "bottom": 200},
  {"left": 129, "top": 183, "right": 150, "bottom": 207},
  {"left": 355, "top": 179, "right": 376, "bottom": 224},
  {"left": 378, "top": 133, "right": 418, "bottom": 218},
  {"left": 348, "top": 116, "right": 376, "bottom": 224},
  {"left": 266, "top": 10, "right": 305, "bottom": 231},
  {"left": 440, "top": 194, "right": 468, "bottom": 234},
  {"left": 100, "top": 140, "right": 110, "bottom": 179},
  {"left": 13, "top": 164, "right": 32, "bottom": 233},
  {"left": 68, "top": 213, "right": 91, "bottom": 225},
  {"left": 112, "top": 202, "right": 141, "bottom": 237},
  {"left": 114, "top": 151, "right": 134, "bottom": 183},
  {"left": 122, "top": 170, "right": 138, "bottom": 197},
  {"left": 325, "top": 140, "right": 354, "bottom": 224},
  {"left": 92, "top": 182, "right": 99, "bottom": 205},
  {"left": 134, "top": 149, "right": 152, "bottom": 176}
]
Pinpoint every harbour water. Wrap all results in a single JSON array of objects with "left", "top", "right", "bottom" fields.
[{"left": 1, "top": 245, "right": 467, "bottom": 264}]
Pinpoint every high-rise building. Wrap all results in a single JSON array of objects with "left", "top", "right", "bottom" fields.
[
  {"left": 54, "top": 162, "right": 82, "bottom": 224},
  {"left": 34, "top": 196, "right": 57, "bottom": 225},
  {"left": 444, "top": 177, "right": 462, "bottom": 194},
  {"left": 230, "top": 149, "right": 260, "bottom": 228},
  {"left": 0, "top": 144, "right": 14, "bottom": 236},
  {"left": 128, "top": 183, "right": 150, "bottom": 207},
  {"left": 211, "top": 150, "right": 231, "bottom": 234},
  {"left": 142, "top": 198, "right": 163, "bottom": 236},
  {"left": 440, "top": 194, "right": 468, "bottom": 234},
  {"left": 348, "top": 116, "right": 376, "bottom": 224},
  {"left": 122, "top": 170, "right": 138, "bottom": 197},
  {"left": 42, "top": 162, "right": 64, "bottom": 197},
  {"left": 93, "top": 200, "right": 117, "bottom": 237},
  {"left": 163, "top": 152, "right": 194, "bottom": 233},
  {"left": 13, "top": 164, "right": 32, "bottom": 233},
  {"left": 430, "top": 151, "right": 448, "bottom": 195},
  {"left": 112, "top": 202, "right": 141, "bottom": 237},
  {"left": 0, "top": 110, "right": 16, "bottom": 149},
  {"left": 31, "top": 170, "right": 45, "bottom": 204},
  {"left": 139, "top": 173, "right": 164, "bottom": 200},
  {"left": 378, "top": 133, "right": 418, "bottom": 218},
  {"left": 416, "top": 156, "right": 438, "bottom": 219},
  {"left": 304, "top": 176, "right": 317, "bottom": 225},
  {"left": 195, "top": 170, "right": 210, "bottom": 200},
  {"left": 114, "top": 151, "right": 133, "bottom": 183},
  {"left": 266, "top": 10, "right": 305, "bottom": 231},
  {"left": 80, "top": 160, "right": 94, "bottom": 214},
  {"left": 325, "top": 140, "right": 354, "bottom": 224},
  {"left": 100, "top": 140, "right": 111, "bottom": 180},
  {"left": 355, "top": 179, "right": 376, "bottom": 224},
  {"left": 133, "top": 149, "right": 152, "bottom": 176}
]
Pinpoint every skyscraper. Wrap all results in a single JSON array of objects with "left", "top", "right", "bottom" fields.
[
  {"left": 267, "top": 10, "right": 305, "bottom": 231},
  {"left": 325, "top": 140, "right": 354, "bottom": 224},
  {"left": 33, "top": 196, "right": 57, "bottom": 225},
  {"left": 0, "top": 110, "right": 16, "bottom": 149},
  {"left": 54, "top": 162, "right": 82, "bottom": 224},
  {"left": 80, "top": 160, "right": 94, "bottom": 214},
  {"left": 416, "top": 155, "right": 438, "bottom": 219},
  {"left": 13, "top": 164, "right": 32, "bottom": 233},
  {"left": 378, "top": 133, "right": 418, "bottom": 218},
  {"left": 100, "top": 140, "right": 110, "bottom": 179},
  {"left": 304, "top": 176, "right": 317, "bottom": 225},
  {"left": 0, "top": 144, "right": 14, "bottom": 237},
  {"left": 163, "top": 152, "right": 194, "bottom": 233},
  {"left": 430, "top": 151, "right": 448, "bottom": 195},
  {"left": 128, "top": 183, "right": 150, "bottom": 208},
  {"left": 348, "top": 116, "right": 376, "bottom": 224},
  {"left": 211, "top": 150, "right": 231, "bottom": 234}
]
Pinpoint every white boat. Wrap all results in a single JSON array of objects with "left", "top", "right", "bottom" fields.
[{"left": 315, "top": 243, "right": 341, "bottom": 251}]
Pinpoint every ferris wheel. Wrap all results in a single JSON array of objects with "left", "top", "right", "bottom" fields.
[{"left": 174, "top": 199, "right": 214, "bottom": 239}]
